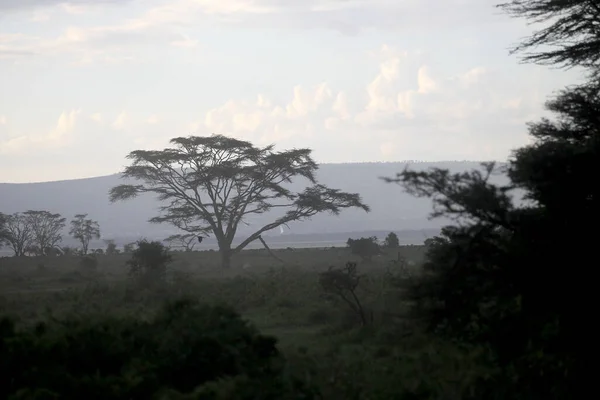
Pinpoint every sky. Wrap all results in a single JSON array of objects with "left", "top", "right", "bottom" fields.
[{"left": 0, "top": 0, "right": 585, "bottom": 183}]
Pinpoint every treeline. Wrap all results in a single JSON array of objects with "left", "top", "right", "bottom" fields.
[{"left": 0, "top": 211, "right": 101, "bottom": 256}]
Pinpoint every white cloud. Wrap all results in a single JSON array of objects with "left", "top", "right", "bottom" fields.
[
  {"left": 0, "top": 0, "right": 521, "bottom": 64},
  {"left": 0, "top": 109, "right": 80, "bottom": 154},
  {"left": 112, "top": 112, "right": 127, "bottom": 130},
  {"left": 194, "top": 44, "right": 554, "bottom": 162},
  {"left": 147, "top": 115, "right": 160, "bottom": 124},
  {"left": 0, "top": 115, "right": 6, "bottom": 125},
  {"left": 90, "top": 112, "right": 102, "bottom": 122}
]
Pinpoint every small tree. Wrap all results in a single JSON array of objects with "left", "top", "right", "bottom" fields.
[
  {"left": 346, "top": 237, "right": 381, "bottom": 262},
  {"left": 127, "top": 240, "right": 172, "bottom": 288},
  {"left": 24, "top": 210, "right": 66, "bottom": 256},
  {"left": 104, "top": 239, "right": 118, "bottom": 255},
  {"left": 69, "top": 214, "right": 101, "bottom": 255},
  {"left": 1, "top": 212, "right": 33, "bottom": 256},
  {"left": 109, "top": 135, "right": 369, "bottom": 268},
  {"left": 0, "top": 213, "right": 5, "bottom": 248},
  {"left": 319, "top": 261, "right": 369, "bottom": 326},
  {"left": 383, "top": 231, "right": 400, "bottom": 248},
  {"left": 164, "top": 233, "right": 197, "bottom": 252}
]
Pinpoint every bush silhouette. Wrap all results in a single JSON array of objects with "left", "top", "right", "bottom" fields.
[
  {"left": 346, "top": 237, "right": 381, "bottom": 261},
  {"left": 127, "top": 240, "right": 172, "bottom": 288},
  {"left": 0, "top": 298, "right": 314, "bottom": 399}
]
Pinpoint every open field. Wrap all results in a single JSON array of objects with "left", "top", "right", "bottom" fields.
[{"left": 0, "top": 246, "right": 492, "bottom": 399}]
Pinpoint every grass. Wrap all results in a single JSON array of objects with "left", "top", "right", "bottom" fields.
[{"left": 0, "top": 245, "right": 493, "bottom": 399}]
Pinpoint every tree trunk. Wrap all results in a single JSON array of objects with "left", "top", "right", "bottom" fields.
[{"left": 220, "top": 248, "right": 232, "bottom": 268}]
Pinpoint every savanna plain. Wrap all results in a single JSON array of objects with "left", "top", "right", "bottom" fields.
[{"left": 0, "top": 244, "right": 488, "bottom": 399}]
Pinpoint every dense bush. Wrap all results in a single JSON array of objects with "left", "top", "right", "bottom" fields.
[
  {"left": 0, "top": 297, "right": 317, "bottom": 399},
  {"left": 127, "top": 240, "right": 172, "bottom": 288}
]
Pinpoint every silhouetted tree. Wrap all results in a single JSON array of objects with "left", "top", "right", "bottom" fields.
[
  {"left": 109, "top": 135, "right": 369, "bottom": 268},
  {"left": 498, "top": 0, "right": 600, "bottom": 76},
  {"left": 24, "top": 210, "right": 66, "bottom": 256},
  {"left": 104, "top": 239, "right": 118, "bottom": 255},
  {"left": 69, "top": 214, "right": 100, "bottom": 255},
  {"left": 346, "top": 237, "right": 381, "bottom": 262},
  {"left": 0, "top": 213, "right": 6, "bottom": 249},
  {"left": 383, "top": 232, "right": 400, "bottom": 248},
  {"left": 123, "top": 242, "right": 136, "bottom": 253},
  {"left": 0, "top": 212, "right": 33, "bottom": 257},
  {"left": 380, "top": 0, "right": 598, "bottom": 394},
  {"left": 164, "top": 233, "right": 197, "bottom": 252},
  {"left": 127, "top": 240, "right": 172, "bottom": 288}
]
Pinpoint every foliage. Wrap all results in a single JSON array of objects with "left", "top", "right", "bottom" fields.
[
  {"left": 346, "top": 237, "right": 381, "bottom": 261},
  {"left": 0, "top": 298, "right": 314, "bottom": 399},
  {"left": 79, "top": 254, "right": 99, "bottom": 269},
  {"left": 105, "top": 240, "right": 118, "bottom": 255},
  {"left": 126, "top": 240, "right": 173, "bottom": 289},
  {"left": 383, "top": 232, "right": 400, "bottom": 248},
  {"left": 0, "top": 212, "right": 33, "bottom": 257},
  {"left": 164, "top": 233, "right": 198, "bottom": 252},
  {"left": 319, "top": 262, "right": 370, "bottom": 327},
  {"left": 497, "top": 0, "right": 600, "bottom": 75},
  {"left": 380, "top": 0, "right": 598, "bottom": 393},
  {"left": 123, "top": 242, "right": 137, "bottom": 253},
  {"left": 109, "top": 134, "right": 369, "bottom": 267},
  {"left": 23, "top": 210, "right": 66, "bottom": 256},
  {"left": 0, "top": 212, "right": 6, "bottom": 248},
  {"left": 69, "top": 214, "right": 101, "bottom": 255}
]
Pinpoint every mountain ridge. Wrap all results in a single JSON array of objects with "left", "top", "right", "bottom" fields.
[{"left": 0, "top": 161, "right": 510, "bottom": 246}]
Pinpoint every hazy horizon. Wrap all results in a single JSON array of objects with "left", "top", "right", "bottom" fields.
[{"left": 0, "top": 159, "right": 500, "bottom": 184}]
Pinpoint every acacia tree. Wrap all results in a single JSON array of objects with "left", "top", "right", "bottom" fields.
[
  {"left": 0, "top": 213, "right": 6, "bottom": 249},
  {"left": 24, "top": 210, "right": 66, "bottom": 256},
  {"left": 69, "top": 214, "right": 101, "bottom": 255},
  {"left": 164, "top": 233, "right": 197, "bottom": 252},
  {"left": 0, "top": 212, "right": 33, "bottom": 257},
  {"left": 383, "top": 232, "right": 400, "bottom": 248},
  {"left": 378, "top": 1, "right": 597, "bottom": 398},
  {"left": 109, "top": 135, "right": 370, "bottom": 268},
  {"left": 498, "top": 0, "right": 600, "bottom": 75}
]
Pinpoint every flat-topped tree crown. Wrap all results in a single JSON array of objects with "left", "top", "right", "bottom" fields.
[{"left": 109, "top": 134, "right": 370, "bottom": 267}]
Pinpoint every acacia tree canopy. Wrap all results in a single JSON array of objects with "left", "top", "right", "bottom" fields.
[
  {"left": 69, "top": 213, "right": 101, "bottom": 255},
  {"left": 24, "top": 210, "right": 66, "bottom": 256},
  {"left": 497, "top": 0, "right": 600, "bottom": 73},
  {"left": 1, "top": 212, "right": 33, "bottom": 257},
  {"left": 109, "top": 134, "right": 370, "bottom": 267}
]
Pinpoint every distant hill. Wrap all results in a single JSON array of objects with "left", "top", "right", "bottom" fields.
[{"left": 0, "top": 161, "right": 510, "bottom": 249}]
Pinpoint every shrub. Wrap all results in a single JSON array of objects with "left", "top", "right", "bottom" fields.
[
  {"left": 0, "top": 298, "right": 317, "bottom": 399},
  {"left": 79, "top": 254, "right": 98, "bottom": 269},
  {"left": 127, "top": 240, "right": 172, "bottom": 289}
]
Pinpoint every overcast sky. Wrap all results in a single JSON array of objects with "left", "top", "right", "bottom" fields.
[{"left": 0, "top": 0, "right": 584, "bottom": 183}]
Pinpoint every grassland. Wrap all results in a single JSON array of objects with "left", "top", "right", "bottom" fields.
[{"left": 0, "top": 245, "right": 492, "bottom": 399}]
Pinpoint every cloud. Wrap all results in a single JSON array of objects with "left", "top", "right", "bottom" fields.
[
  {"left": 0, "top": 0, "right": 522, "bottom": 64},
  {"left": 147, "top": 115, "right": 160, "bottom": 124},
  {"left": 195, "top": 44, "right": 549, "bottom": 161},
  {"left": 90, "top": 112, "right": 102, "bottom": 122},
  {"left": 0, "top": 109, "right": 80, "bottom": 154},
  {"left": 112, "top": 112, "right": 128, "bottom": 130},
  {"left": 0, "top": 115, "right": 6, "bottom": 125},
  {"left": 0, "top": 0, "right": 131, "bottom": 12}
]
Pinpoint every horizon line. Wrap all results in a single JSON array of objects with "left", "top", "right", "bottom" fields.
[{"left": 1, "top": 159, "right": 503, "bottom": 185}]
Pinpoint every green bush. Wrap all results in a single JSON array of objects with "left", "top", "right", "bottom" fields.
[
  {"left": 0, "top": 298, "right": 317, "bottom": 399},
  {"left": 127, "top": 240, "right": 172, "bottom": 288}
]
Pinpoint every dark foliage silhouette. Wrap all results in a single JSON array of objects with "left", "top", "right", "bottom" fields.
[{"left": 0, "top": 298, "right": 317, "bottom": 399}]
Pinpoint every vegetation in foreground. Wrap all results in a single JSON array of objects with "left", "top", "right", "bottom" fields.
[{"left": 0, "top": 245, "right": 489, "bottom": 400}]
